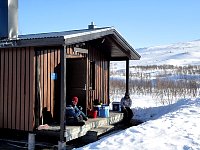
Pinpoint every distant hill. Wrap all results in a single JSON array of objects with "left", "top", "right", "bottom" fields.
[
  {"left": 111, "top": 39, "right": 200, "bottom": 70},
  {"left": 110, "top": 40, "right": 200, "bottom": 104}
]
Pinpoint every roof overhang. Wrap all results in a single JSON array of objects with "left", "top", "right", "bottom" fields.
[
  {"left": 0, "top": 27, "right": 141, "bottom": 60},
  {"left": 63, "top": 27, "right": 140, "bottom": 60}
]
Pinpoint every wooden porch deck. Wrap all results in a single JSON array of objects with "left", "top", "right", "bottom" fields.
[{"left": 37, "top": 111, "right": 124, "bottom": 142}]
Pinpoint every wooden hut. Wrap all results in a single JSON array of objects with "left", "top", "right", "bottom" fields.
[
  {"left": 0, "top": 25, "right": 140, "bottom": 132},
  {"left": 0, "top": 2, "right": 141, "bottom": 146}
]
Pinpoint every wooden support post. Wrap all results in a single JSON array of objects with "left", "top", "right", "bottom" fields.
[
  {"left": 28, "top": 133, "right": 35, "bottom": 150},
  {"left": 126, "top": 59, "right": 129, "bottom": 96},
  {"left": 59, "top": 46, "right": 66, "bottom": 147},
  {"left": 35, "top": 51, "right": 40, "bottom": 128},
  {"left": 58, "top": 141, "right": 66, "bottom": 150}
]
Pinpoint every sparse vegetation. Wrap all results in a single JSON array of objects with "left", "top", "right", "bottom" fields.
[{"left": 110, "top": 65, "right": 200, "bottom": 105}]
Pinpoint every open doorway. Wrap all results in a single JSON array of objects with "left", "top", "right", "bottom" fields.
[{"left": 66, "top": 58, "right": 87, "bottom": 114}]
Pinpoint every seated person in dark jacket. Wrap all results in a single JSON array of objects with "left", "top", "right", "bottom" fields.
[
  {"left": 65, "top": 96, "right": 88, "bottom": 126},
  {"left": 121, "top": 93, "right": 133, "bottom": 126},
  {"left": 42, "top": 107, "right": 53, "bottom": 125}
]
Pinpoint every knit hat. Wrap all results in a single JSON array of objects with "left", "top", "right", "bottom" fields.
[
  {"left": 72, "top": 96, "right": 78, "bottom": 103},
  {"left": 125, "top": 92, "right": 129, "bottom": 96}
]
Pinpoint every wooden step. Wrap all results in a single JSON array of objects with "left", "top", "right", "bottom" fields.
[
  {"left": 63, "top": 111, "right": 123, "bottom": 142},
  {"left": 82, "top": 125, "right": 114, "bottom": 142},
  {"left": 87, "top": 125, "right": 114, "bottom": 136}
]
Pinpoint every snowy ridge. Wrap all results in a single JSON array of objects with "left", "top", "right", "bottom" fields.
[
  {"left": 134, "top": 40, "right": 200, "bottom": 66},
  {"left": 111, "top": 39, "right": 200, "bottom": 70}
]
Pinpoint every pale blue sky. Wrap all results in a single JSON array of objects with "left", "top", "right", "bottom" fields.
[{"left": 19, "top": 0, "right": 200, "bottom": 48}]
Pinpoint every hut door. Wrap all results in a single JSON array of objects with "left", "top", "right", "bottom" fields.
[{"left": 66, "top": 58, "right": 87, "bottom": 113}]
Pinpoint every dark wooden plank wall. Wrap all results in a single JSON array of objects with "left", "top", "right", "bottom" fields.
[
  {"left": 65, "top": 44, "right": 109, "bottom": 109},
  {"left": 0, "top": 41, "right": 110, "bottom": 130},
  {"left": 86, "top": 44, "right": 109, "bottom": 109},
  {"left": 22, "top": 43, "right": 110, "bottom": 127},
  {"left": 0, "top": 42, "right": 110, "bottom": 130},
  {"left": 36, "top": 46, "right": 87, "bottom": 123},
  {"left": 66, "top": 46, "right": 87, "bottom": 58},
  {"left": 0, "top": 47, "right": 35, "bottom": 131},
  {"left": 36, "top": 48, "right": 61, "bottom": 122}
]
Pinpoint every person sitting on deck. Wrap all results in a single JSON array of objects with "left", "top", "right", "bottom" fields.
[
  {"left": 42, "top": 107, "right": 53, "bottom": 125},
  {"left": 65, "top": 96, "right": 88, "bottom": 126},
  {"left": 121, "top": 93, "right": 133, "bottom": 126}
]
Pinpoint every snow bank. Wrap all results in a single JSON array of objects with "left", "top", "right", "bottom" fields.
[{"left": 75, "top": 98, "right": 200, "bottom": 150}]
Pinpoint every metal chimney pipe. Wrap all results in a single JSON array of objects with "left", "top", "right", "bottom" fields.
[
  {"left": 0, "top": 0, "right": 18, "bottom": 39},
  {"left": 88, "top": 22, "right": 95, "bottom": 29}
]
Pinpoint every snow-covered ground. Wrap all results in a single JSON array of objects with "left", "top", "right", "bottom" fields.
[
  {"left": 75, "top": 40, "right": 200, "bottom": 150},
  {"left": 76, "top": 98, "right": 200, "bottom": 150}
]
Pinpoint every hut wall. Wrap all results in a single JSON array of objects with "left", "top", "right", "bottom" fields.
[
  {"left": 86, "top": 44, "right": 110, "bottom": 109},
  {"left": 65, "top": 44, "right": 110, "bottom": 110},
  {"left": 0, "top": 47, "right": 35, "bottom": 131},
  {"left": 0, "top": 42, "right": 110, "bottom": 130},
  {"left": 35, "top": 47, "right": 61, "bottom": 123},
  {"left": 35, "top": 46, "right": 88, "bottom": 123}
]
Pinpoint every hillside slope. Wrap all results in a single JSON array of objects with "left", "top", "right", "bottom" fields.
[{"left": 111, "top": 39, "right": 200, "bottom": 70}]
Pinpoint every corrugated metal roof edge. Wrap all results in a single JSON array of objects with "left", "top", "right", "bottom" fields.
[
  {"left": 62, "top": 27, "right": 140, "bottom": 60},
  {"left": 0, "top": 26, "right": 141, "bottom": 60},
  {"left": 18, "top": 27, "right": 112, "bottom": 40}
]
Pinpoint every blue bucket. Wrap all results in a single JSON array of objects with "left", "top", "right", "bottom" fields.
[{"left": 99, "top": 105, "right": 109, "bottom": 118}]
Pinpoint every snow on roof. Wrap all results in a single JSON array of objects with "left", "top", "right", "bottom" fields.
[
  {"left": 0, "top": 26, "right": 140, "bottom": 60},
  {"left": 18, "top": 27, "right": 112, "bottom": 40}
]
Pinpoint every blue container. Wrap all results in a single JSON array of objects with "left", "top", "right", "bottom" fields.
[
  {"left": 112, "top": 102, "right": 121, "bottom": 111},
  {"left": 93, "top": 105, "right": 101, "bottom": 116},
  {"left": 99, "top": 105, "right": 109, "bottom": 118}
]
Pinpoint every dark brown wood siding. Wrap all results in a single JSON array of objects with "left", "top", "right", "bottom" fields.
[
  {"left": 0, "top": 41, "right": 110, "bottom": 130},
  {"left": 0, "top": 47, "right": 35, "bottom": 131},
  {"left": 65, "top": 44, "right": 110, "bottom": 109},
  {"left": 35, "top": 48, "right": 60, "bottom": 123},
  {"left": 87, "top": 43, "right": 110, "bottom": 109}
]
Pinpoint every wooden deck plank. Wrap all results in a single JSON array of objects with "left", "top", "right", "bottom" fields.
[{"left": 36, "top": 111, "right": 123, "bottom": 142}]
